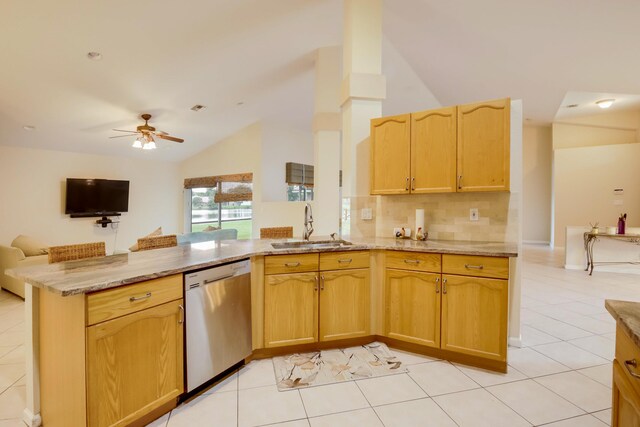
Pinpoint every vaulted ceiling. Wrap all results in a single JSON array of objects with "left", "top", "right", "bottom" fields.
[{"left": 1, "top": 0, "right": 639, "bottom": 161}]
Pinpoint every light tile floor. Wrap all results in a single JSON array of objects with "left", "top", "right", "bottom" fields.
[{"left": 1, "top": 245, "right": 634, "bottom": 426}]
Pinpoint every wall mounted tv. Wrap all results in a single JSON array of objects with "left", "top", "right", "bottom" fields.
[{"left": 65, "top": 178, "right": 130, "bottom": 218}]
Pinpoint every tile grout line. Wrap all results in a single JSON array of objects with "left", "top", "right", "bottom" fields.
[{"left": 402, "top": 371, "right": 461, "bottom": 427}]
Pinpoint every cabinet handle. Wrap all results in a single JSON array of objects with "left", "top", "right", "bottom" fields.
[
  {"left": 435, "top": 277, "right": 440, "bottom": 293},
  {"left": 464, "top": 264, "right": 484, "bottom": 270},
  {"left": 314, "top": 275, "right": 319, "bottom": 291},
  {"left": 129, "top": 292, "right": 152, "bottom": 302},
  {"left": 411, "top": 177, "right": 415, "bottom": 191},
  {"left": 442, "top": 278, "right": 447, "bottom": 294},
  {"left": 337, "top": 258, "right": 352, "bottom": 264},
  {"left": 405, "top": 177, "right": 409, "bottom": 191},
  {"left": 625, "top": 359, "right": 640, "bottom": 379},
  {"left": 320, "top": 275, "right": 325, "bottom": 291},
  {"left": 458, "top": 175, "right": 463, "bottom": 189},
  {"left": 404, "top": 259, "right": 420, "bottom": 264},
  {"left": 284, "top": 262, "right": 301, "bottom": 267},
  {"left": 178, "top": 304, "right": 184, "bottom": 324}
]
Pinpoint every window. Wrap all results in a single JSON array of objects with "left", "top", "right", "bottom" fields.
[
  {"left": 185, "top": 173, "right": 253, "bottom": 239},
  {"left": 286, "top": 162, "right": 314, "bottom": 201}
]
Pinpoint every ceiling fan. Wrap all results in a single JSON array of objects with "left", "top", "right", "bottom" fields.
[{"left": 110, "top": 114, "right": 184, "bottom": 150}]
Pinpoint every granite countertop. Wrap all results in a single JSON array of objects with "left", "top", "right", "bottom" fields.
[
  {"left": 8, "top": 236, "right": 518, "bottom": 296},
  {"left": 606, "top": 299, "right": 640, "bottom": 347}
]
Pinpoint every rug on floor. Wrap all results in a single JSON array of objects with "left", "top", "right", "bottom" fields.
[{"left": 273, "top": 342, "right": 406, "bottom": 391}]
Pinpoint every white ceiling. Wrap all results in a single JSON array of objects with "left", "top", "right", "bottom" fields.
[
  {"left": 555, "top": 92, "right": 640, "bottom": 120},
  {"left": 1, "top": 0, "right": 640, "bottom": 161}
]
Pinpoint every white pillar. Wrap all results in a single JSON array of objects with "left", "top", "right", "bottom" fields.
[
  {"left": 24, "top": 284, "right": 42, "bottom": 427},
  {"left": 313, "top": 47, "right": 342, "bottom": 236}
]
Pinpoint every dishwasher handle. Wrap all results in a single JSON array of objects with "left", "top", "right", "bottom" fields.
[{"left": 203, "top": 273, "right": 236, "bottom": 284}]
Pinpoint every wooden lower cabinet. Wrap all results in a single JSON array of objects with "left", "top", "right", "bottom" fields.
[
  {"left": 264, "top": 272, "right": 318, "bottom": 348},
  {"left": 319, "top": 269, "right": 370, "bottom": 342},
  {"left": 441, "top": 274, "right": 508, "bottom": 361},
  {"left": 385, "top": 269, "right": 440, "bottom": 348},
  {"left": 613, "top": 359, "right": 640, "bottom": 427},
  {"left": 86, "top": 300, "right": 184, "bottom": 427}
]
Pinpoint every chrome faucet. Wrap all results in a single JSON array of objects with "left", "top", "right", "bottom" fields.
[{"left": 303, "top": 203, "right": 314, "bottom": 241}]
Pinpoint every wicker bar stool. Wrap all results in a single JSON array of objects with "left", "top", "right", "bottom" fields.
[
  {"left": 48, "top": 242, "right": 106, "bottom": 264},
  {"left": 137, "top": 234, "right": 178, "bottom": 251},
  {"left": 260, "top": 227, "right": 293, "bottom": 239}
]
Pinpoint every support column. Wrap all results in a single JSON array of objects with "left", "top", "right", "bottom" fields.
[
  {"left": 341, "top": 0, "right": 386, "bottom": 233},
  {"left": 312, "top": 47, "right": 342, "bottom": 236},
  {"left": 24, "top": 284, "right": 41, "bottom": 427}
]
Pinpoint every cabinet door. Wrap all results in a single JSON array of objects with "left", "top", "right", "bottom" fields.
[
  {"left": 411, "top": 107, "right": 457, "bottom": 193},
  {"left": 613, "top": 359, "right": 640, "bottom": 427},
  {"left": 264, "top": 272, "right": 318, "bottom": 348},
  {"left": 457, "top": 98, "right": 510, "bottom": 192},
  {"left": 86, "top": 299, "right": 184, "bottom": 427},
  {"left": 319, "top": 269, "right": 370, "bottom": 342},
  {"left": 370, "top": 114, "right": 411, "bottom": 195},
  {"left": 385, "top": 269, "right": 441, "bottom": 348},
  {"left": 441, "top": 275, "right": 508, "bottom": 361}
]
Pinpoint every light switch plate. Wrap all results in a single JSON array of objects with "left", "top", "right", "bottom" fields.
[
  {"left": 470, "top": 208, "right": 479, "bottom": 221},
  {"left": 361, "top": 208, "right": 373, "bottom": 220}
]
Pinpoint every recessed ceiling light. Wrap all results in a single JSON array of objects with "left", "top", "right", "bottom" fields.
[
  {"left": 237, "top": 101, "right": 245, "bottom": 106},
  {"left": 596, "top": 99, "right": 615, "bottom": 109},
  {"left": 87, "top": 52, "right": 103, "bottom": 61},
  {"left": 565, "top": 104, "right": 579, "bottom": 108},
  {"left": 22, "top": 125, "right": 36, "bottom": 131},
  {"left": 190, "top": 104, "right": 206, "bottom": 112}
]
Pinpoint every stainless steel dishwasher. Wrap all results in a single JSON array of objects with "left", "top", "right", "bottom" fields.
[{"left": 184, "top": 259, "right": 252, "bottom": 393}]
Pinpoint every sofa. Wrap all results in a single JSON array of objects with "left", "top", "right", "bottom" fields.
[{"left": 0, "top": 245, "right": 48, "bottom": 298}]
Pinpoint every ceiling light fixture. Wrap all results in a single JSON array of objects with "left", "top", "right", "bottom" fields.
[
  {"left": 596, "top": 99, "right": 615, "bottom": 109},
  {"left": 143, "top": 140, "right": 157, "bottom": 150},
  {"left": 132, "top": 137, "right": 144, "bottom": 149},
  {"left": 22, "top": 125, "right": 36, "bottom": 131},
  {"left": 87, "top": 51, "right": 103, "bottom": 61}
]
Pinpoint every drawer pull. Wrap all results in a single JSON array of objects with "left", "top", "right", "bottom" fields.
[
  {"left": 320, "top": 275, "right": 325, "bottom": 291},
  {"left": 442, "top": 278, "right": 447, "bottom": 294},
  {"left": 435, "top": 277, "right": 440, "bottom": 293},
  {"left": 405, "top": 177, "right": 409, "bottom": 191},
  {"left": 284, "top": 262, "right": 301, "bottom": 267},
  {"left": 625, "top": 359, "right": 640, "bottom": 379},
  {"left": 129, "top": 292, "right": 152, "bottom": 302},
  {"left": 337, "top": 258, "right": 353, "bottom": 264},
  {"left": 404, "top": 259, "right": 421, "bottom": 264},
  {"left": 464, "top": 264, "right": 484, "bottom": 270},
  {"left": 314, "top": 275, "right": 319, "bottom": 291}
]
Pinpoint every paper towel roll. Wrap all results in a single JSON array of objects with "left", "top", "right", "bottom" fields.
[{"left": 415, "top": 209, "right": 425, "bottom": 235}]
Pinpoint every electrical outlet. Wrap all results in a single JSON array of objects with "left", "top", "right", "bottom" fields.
[
  {"left": 470, "top": 208, "right": 479, "bottom": 221},
  {"left": 361, "top": 208, "right": 373, "bottom": 220}
]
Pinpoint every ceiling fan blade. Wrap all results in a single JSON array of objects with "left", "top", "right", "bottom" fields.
[
  {"left": 109, "top": 134, "right": 139, "bottom": 139},
  {"left": 155, "top": 133, "right": 184, "bottom": 143},
  {"left": 155, "top": 130, "right": 168, "bottom": 135},
  {"left": 112, "top": 129, "right": 138, "bottom": 133}
]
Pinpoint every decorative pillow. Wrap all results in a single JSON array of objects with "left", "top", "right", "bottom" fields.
[
  {"left": 11, "top": 235, "right": 49, "bottom": 257},
  {"left": 129, "top": 227, "right": 163, "bottom": 252},
  {"left": 202, "top": 225, "right": 220, "bottom": 232}
]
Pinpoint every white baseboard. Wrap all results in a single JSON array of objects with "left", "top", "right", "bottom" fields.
[
  {"left": 23, "top": 408, "right": 41, "bottom": 427},
  {"left": 508, "top": 336, "right": 522, "bottom": 348},
  {"left": 523, "top": 240, "right": 550, "bottom": 245}
]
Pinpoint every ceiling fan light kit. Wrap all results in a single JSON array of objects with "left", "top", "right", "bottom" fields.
[{"left": 111, "top": 113, "right": 184, "bottom": 150}]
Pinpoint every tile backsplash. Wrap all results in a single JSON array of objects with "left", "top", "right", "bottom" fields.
[{"left": 343, "top": 192, "right": 519, "bottom": 243}]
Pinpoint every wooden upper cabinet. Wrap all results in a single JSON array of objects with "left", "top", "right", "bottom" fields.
[
  {"left": 370, "top": 114, "right": 411, "bottom": 195},
  {"left": 457, "top": 98, "right": 510, "bottom": 192},
  {"left": 411, "top": 107, "right": 457, "bottom": 193}
]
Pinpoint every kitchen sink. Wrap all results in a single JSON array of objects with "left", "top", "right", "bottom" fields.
[{"left": 271, "top": 240, "right": 352, "bottom": 250}]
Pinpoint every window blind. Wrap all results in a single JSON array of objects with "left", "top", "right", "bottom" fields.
[{"left": 285, "top": 163, "right": 314, "bottom": 187}]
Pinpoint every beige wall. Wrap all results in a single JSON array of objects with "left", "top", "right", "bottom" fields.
[
  {"left": 0, "top": 145, "right": 181, "bottom": 254},
  {"left": 553, "top": 109, "right": 640, "bottom": 150},
  {"left": 523, "top": 125, "right": 552, "bottom": 243}
]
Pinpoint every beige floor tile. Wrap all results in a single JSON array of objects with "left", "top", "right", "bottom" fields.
[
  {"left": 238, "top": 385, "right": 306, "bottom": 427},
  {"left": 433, "top": 388, "right": 530, "bottom": 427},
  {"left": 577, "top": 364, "right": 612, "bottom": 388},
  {"left": 308, "top": 408, "right": 383, "bottom": 427},
  {"left": 266, "top": 420, "right": 310, "bottom": 427},
  {"left": 507, "top": 347, "right": 571, "bottom": 378},
  {"left": 408, "top": 360, "right": 479, "bottom": 396},
  {"left": 521, "top": 324, "right": 561, "bottom": 347},
  {"left": 202, "top": 370, "right": 237, "bottom": 394},
  {"left": 453, "top": 362, "right": 526, "bottom": 387},
  {"left": 535, "top": 371, "right": 611, "bottom": 413},
  {"left": 531, "top": 341, "right": 609, "bottom": 369},
  {"left": 0, "top": 331, "right": 23, "bottom": 348},
  {"left": 299, "top": 381, "right": 368, "bottom": 417},
  {"left": 238, "top": 358, "right": 276, "bottom": 390},
  {"left": 0, "top": 386, "right": 26, "bottom": 420},
  {"left": 0, "top": 419, "right": 26, "bottom": 427},
  {"left": 487, "top": 379, "right": 584, "bottom": 425},
  {"left": 0, "top": 364, "right": 25, "bottom": 393},
  {"left": 542, "top": 414, "right": 608, "bottom": 426},
  {"left": 0, "top": 347, "right": 24, "bottom": 366},
  {"left": 592, "top": 409, "right": 612, "bottom": 425},
  {"left": 373, "top": 397, "right": 457, "bottom": 427},
  {"left": 526, "top": 316, "right": 593, "bottom": 341},
  {"left": 356, "top": 373, "right": 426, "bottom": 406},
  {"left": 168, "top": 391, "right": 236, "bottom": 427},
  {"left": 569, "top": 335, "right": 615, "bottom": 360}
]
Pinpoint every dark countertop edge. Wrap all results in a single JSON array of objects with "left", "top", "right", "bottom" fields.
[
  {"left": 13, "top": 239, "right": 518, "bottom": 296},
  {"left": 605, "top": 299, "right": 640, "bottom": 347}
]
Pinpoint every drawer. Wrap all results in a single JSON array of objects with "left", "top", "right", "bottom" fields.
[
  {"left": 385, "top": 251, "right": 441, "bottom": 273},
  {"left": 265, "top": 253, "right": 319, "bottom": 275},
  {"left": 616, "top": 325, "right": 640, "bottom": 398},
  {"left": 320, "top": 251, "right": 370, "bottom": 271},
  {"left": 86, "top": 274, "right": 183, "bottom": 326},
  {"left": 442, "top": 254, "right": 509, "bottom": 279}
]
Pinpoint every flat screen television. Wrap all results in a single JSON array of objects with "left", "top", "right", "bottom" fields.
[{"left": 65, "top": 178, "right": 130, "bottom": 217}]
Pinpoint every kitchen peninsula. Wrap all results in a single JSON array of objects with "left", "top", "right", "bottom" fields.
[{"left": 10, "top": 237, "right": 517, "bottom": 427}]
